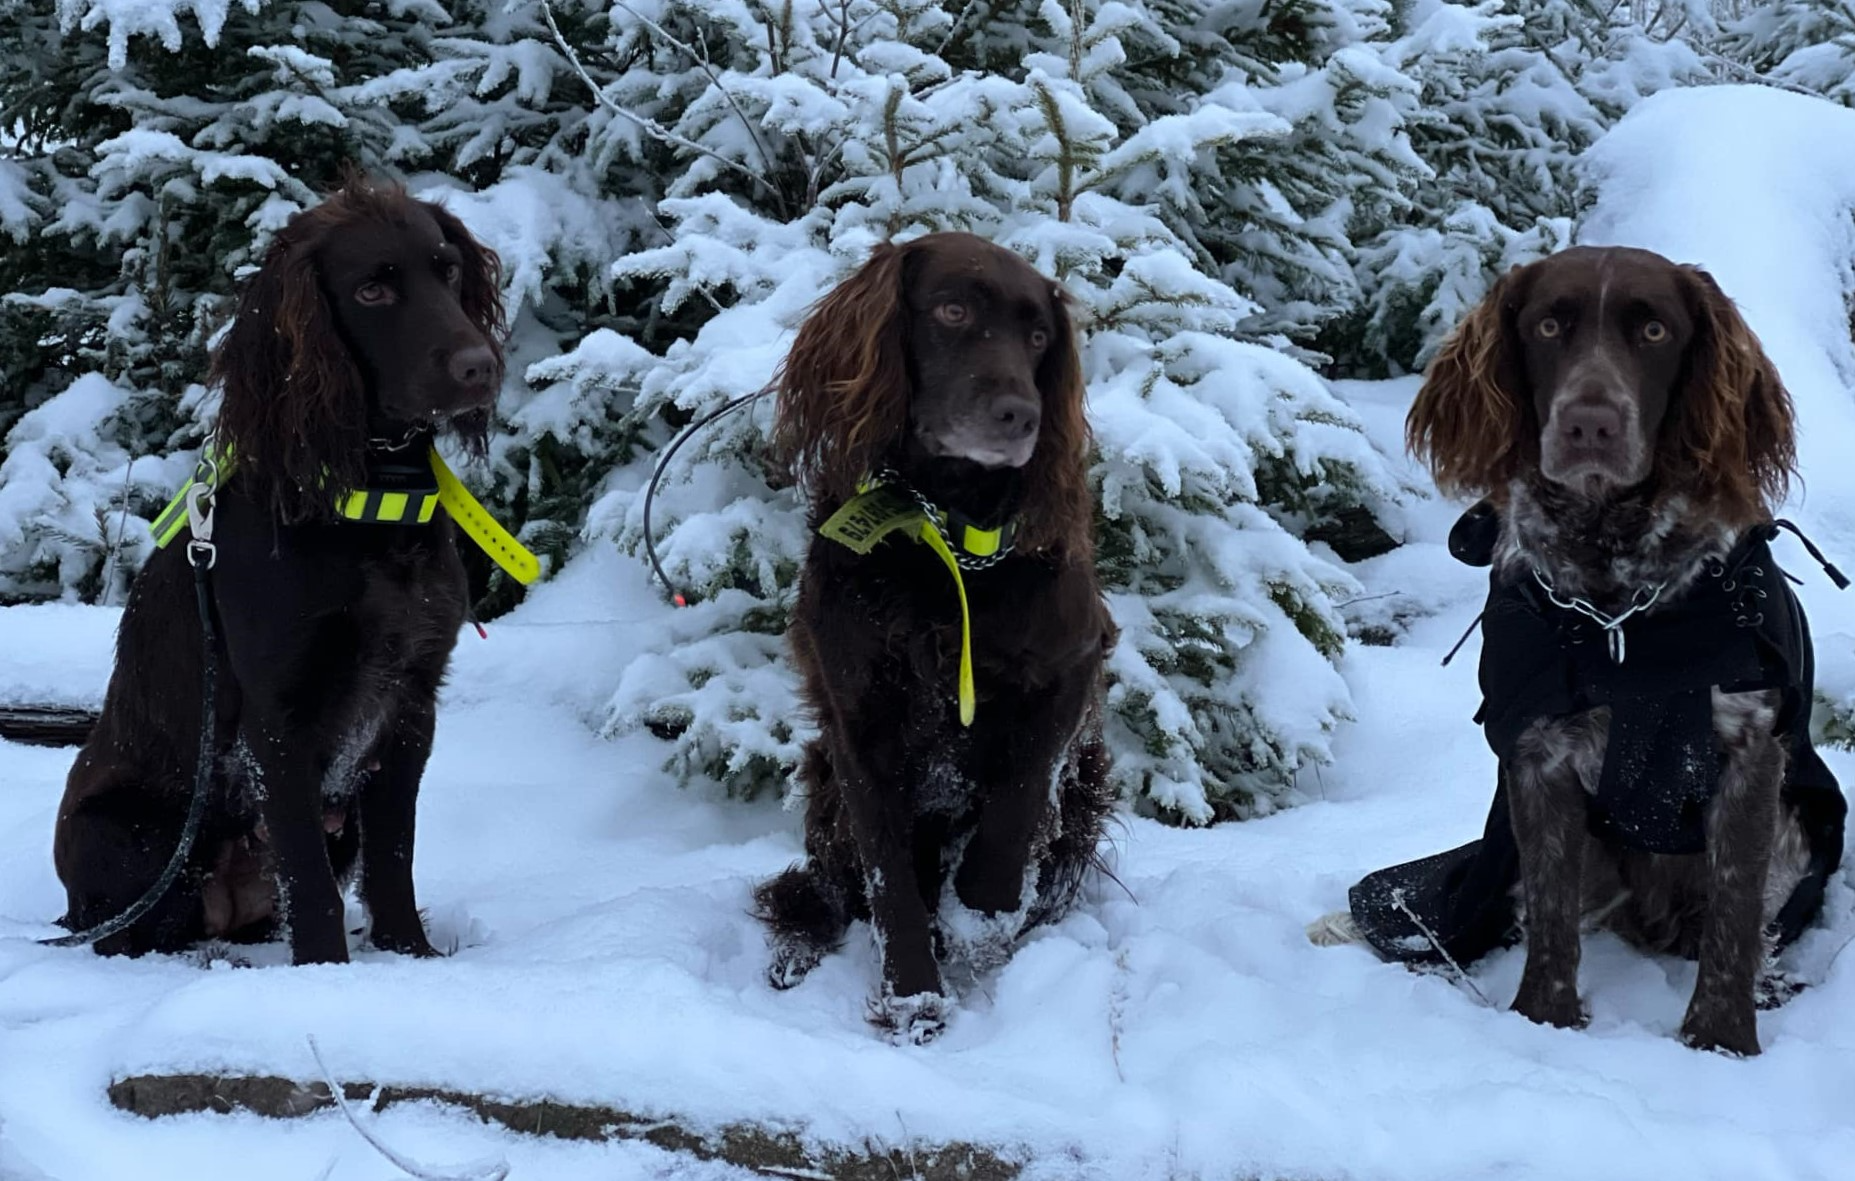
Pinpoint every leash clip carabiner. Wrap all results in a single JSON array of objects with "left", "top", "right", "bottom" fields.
[{"left": 184, "top": 466, "right": 218, "bottom": 569}]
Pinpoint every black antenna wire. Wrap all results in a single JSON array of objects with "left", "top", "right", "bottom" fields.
[{"left": 640, "top": 388, "right": 771, "bottom": 606}]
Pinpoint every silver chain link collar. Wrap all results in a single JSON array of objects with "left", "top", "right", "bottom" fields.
[
  {"left": 874, "top": 467, "right": 1016, "bottom": 571},
  {"left": 1531, "top": 569, "right": 1666, "bottom": 665}
]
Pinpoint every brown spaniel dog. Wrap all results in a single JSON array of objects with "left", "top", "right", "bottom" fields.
[
  {"left": 1385, "top": 245, "right": 1843, "bottom": 1056},
  {"left": 54, "top": 177, "right": 505, "bottom": 963},
  {"left": 754, "top": 233, "right": 1116, "bottom": 1043}
]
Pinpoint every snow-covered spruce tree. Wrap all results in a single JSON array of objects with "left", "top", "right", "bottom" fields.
[
  {"left": 377, "top": 1, "right": 676, "bottom": 616},
  {"left": 0, "top": 0, "right": 445, "bottom": 600},
  {"left": 1720, "top": 0, "right": 1855, "bottom": 106},
  {"left": 1323, "top": 0, "right": 1713, "bottom": 376},
  {"left": 1322, "top": 0, "right": 1581, "bottom": 375},
  {"left": 0, "top": 0, "right": 650, "bottom": 609},
  {"left": 587, "top": 0, "right": 1409, "bottom": 820}
]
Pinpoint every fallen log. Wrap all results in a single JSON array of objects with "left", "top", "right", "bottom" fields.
[
  {"left": 0, "top": 706, "right": 98, "bottom": 747},
  {"left": 108, "top": 1072, "right": 1023, "bottom": 1180}
]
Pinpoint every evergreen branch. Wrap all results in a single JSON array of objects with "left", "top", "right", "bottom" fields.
[
  {"left": 1683, "top": 42, "right": 1823, "bottom": 97},
  {"left": 934, "top": 0, "right": 988, "bottom": 57},
  {"left": 826, "top": 0, "right": 854, "bottom": 79},
  {"left": 538, "top": 0, "right": 776, "bottom": 198},
  {"left": 606, "top": 0, "right": 787, "bottom": 216}
]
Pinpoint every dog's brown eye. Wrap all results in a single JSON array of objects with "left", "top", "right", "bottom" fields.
[
  {"left": 1029, "top": 328, "right": 1049, "bottom": 349},
  {"left": 355, "top": 281, "right": 394, "bottom": 306},
  {"left": 1536, "top": 317, "right": 1561, "bottom": 340},
  {"left": 1642, "top": 319, "right": 1668, "bottom": 343},
  {"left": 443, "top": 263, "right": 462, "bottom": 286},
  {"left": 934, "top": 303, "right": 968, "bottom": 327}
]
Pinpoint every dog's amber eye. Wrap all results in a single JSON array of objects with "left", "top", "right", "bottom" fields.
[
  {"left": 355, "top": 281, "right": 394, "bottom": 306},
  {"left": 934, "top": 303, "right": 969, "bottom": 327},
  {"left": 1029, "top": 327, "right": 1049, "bottom": 349},
  {"left": 1536, "top": 317, "right": 1561, "bottom": 340},
  {"left": 1642, "top": 319, "right": 1668, "bottom": 343}
]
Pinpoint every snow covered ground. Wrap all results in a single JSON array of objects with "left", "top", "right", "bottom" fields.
[{"left": 5, "top": 84, "right": 1855, "bottom": 1181}]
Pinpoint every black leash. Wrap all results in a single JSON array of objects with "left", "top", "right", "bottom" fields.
[
  {"left": 640, "top": 388, "right": 768, "bottom": 606},
  {"left": 40, "top": 540, "right": 219, "bottom": 948}
]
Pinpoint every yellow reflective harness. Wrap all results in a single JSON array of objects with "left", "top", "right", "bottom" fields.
[
  {"left": 815, "top": 474, "right": 1018, "bottom": 727},
  {"left": 150, "top": 444, "right": 541, "bottom": 586}
]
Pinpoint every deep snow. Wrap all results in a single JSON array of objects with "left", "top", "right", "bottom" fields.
[{"left": 4, "top": 84, "right": 1855, "bottom": 1181}]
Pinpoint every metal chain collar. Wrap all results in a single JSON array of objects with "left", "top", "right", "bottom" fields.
[
  {"left": 1531, "top": 569, "right": 1666, "bottom": 665},
  {"left": 874, "top": 467, "right": 1016, "bottom": 571}
]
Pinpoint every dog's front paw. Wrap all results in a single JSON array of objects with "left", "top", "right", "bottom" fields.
[
  {"left": 1681, "top": 1003, "right": 1761, "bottom": 1058},
  {"left": 1511, "top": 980, "right": 1587, "bottom": 1030},
  {"left": 767, "top": 934, "right": 825, "bottom": 991},
  {"left": 867, "top": 989, "right": 950, "bottom": 1045}
]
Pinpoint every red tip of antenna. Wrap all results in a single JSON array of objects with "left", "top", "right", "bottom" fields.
[
  {"left": 473, "top": 621, "right": 488, "bottom": 639},
  {"left": 673, "top": 593, "right": 687, "bottom": 608}
]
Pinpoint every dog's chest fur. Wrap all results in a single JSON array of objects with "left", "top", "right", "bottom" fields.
[
  {"left": 1496, "top": 480, "right": 1744, "bottom": 795},
  {"left": 1494, "top": 480, "right": 1811, "bottom": 939},
  {"left": 227, "top": 529, "right": 468, "bottom": 813}
]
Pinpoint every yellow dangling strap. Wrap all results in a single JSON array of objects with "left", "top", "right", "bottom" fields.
[
  {"left": 915, "top": 519, "right": 976, "bottom": 727},
  {"left": 428, "top": 448, "right": 541, "bottom": 585}
]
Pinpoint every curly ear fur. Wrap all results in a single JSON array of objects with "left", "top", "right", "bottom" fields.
[
  {"left": 425, "top": 200, "right": 508, "bottom": 373},
  {"left": 210, "top": 216, "right": 368, "bottom": 523},
  {"left": 1016, "top": 285, "right": 1093, "bottom": 559},
  {"left": 422, "top": 197, "right": 506, "bottom": 456},
  {"left": 1669, "top": 266, "right": 1795, "bottom": 525},
  {"left": 771, "top": 244, "right": 912, "bottom": 505},
  {"left": 1406, "top": 265, "right": 1533, "bottom": 501}
]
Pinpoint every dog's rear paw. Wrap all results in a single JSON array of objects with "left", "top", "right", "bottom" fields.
[
  {"left": 767, "top": 936, "right": 825, "bottom": 991},
  {"left": 867, "top": 990, "right": 950, "bottom": 1045},
  {"left": 1755, "top": 966, "right": 1807, "bottom": 1011},
  {"left": 1305, "top": 910, "right": 1363, "bottom": 947}
]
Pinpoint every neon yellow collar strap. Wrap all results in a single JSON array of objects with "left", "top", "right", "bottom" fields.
[
  {"left": 816, "top": 478, "right": 1018, "bottom": 726},
  {"left": 427, "top": 449, "right": 540, "bottom": 584},
  {"left": 150, "top": 445, "right": 541, "bottom": 586}
]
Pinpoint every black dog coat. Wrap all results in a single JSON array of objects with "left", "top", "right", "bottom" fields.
[{"left": 1347, "top": 503, "right": 1847, "bottom": 966}]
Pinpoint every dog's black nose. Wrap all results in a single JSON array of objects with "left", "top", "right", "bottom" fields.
[
  {"left": 991, "top": 394, "right": 1040, "bottom": 438},
  {"left": 1559, "top": 401, "right": 1621, "bottom": 445},
  {"left": 448, "top": 345, "right": 496, "bottom": 387}
]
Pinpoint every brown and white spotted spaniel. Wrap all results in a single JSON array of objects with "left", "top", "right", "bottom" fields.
[{"left": 1395, "top": 245, "right": 1842, "bottom": 1056}]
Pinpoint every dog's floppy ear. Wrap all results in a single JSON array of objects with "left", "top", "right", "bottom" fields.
[
  {"left": 771, "top": 241, "right": 912, "bottom": 505},
  {"left": 1016, "top": 282, "right": 1092, "bottom": 558},
  {"left": 1670, "top": 265, "right": 1795, "bottom": 523},
  {"left": 422, "top": 199, "right": 507, "bottom": 355},
  {"left": 1407, "top": 263, "right": 1534, "bottom": 501},
  {"left": 420, "top": 198, "right": 506, "bottom": 455},
  {"left": 210, "top": 212, "right": 367, "bottom": 522}
]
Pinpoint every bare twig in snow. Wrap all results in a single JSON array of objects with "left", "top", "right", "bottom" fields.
[
  {"left": 307, "top": 1037, "right": 511, "bottom": 1181},
  {"left": 1390, "top": 888, "right": 1495, "bottom": 1009}
]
